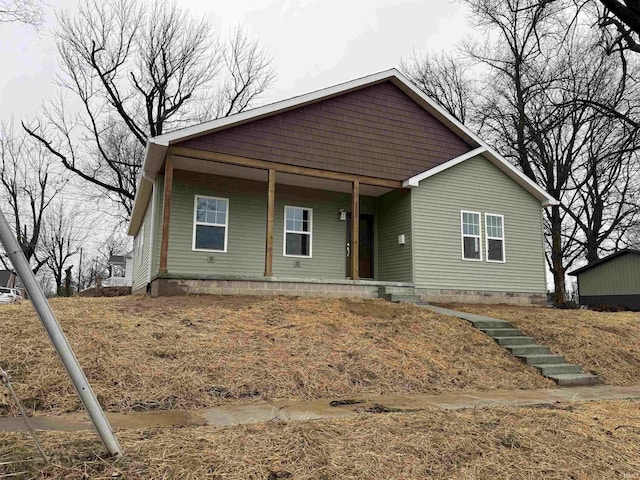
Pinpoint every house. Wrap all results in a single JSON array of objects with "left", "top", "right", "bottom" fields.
[
  {"left": 127, "top": 69, "right": 557, "bottom": 304},
  {"left": 569, "top": 249, "right": 640, "bottom": 310},
  {"left": 0, "top": 270, "right": 16, "bottom": 288},
  {"left": 102, "top": 252, "right": 134, "bottom": 287}
]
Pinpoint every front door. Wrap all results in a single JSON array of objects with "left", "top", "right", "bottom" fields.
[{"left": 346, "top": 214, "right": 374, "bottom": 279}]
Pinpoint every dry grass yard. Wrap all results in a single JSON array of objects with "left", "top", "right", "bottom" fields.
[
  {"left": 0, "top": 296, "right": 553, "bottom": 416},
  {"left": 441, "top": 303, "right": 640, "bottom": 385},
  {"left": 1, "top": 399, "right": 639, "bottom": 479},
  {"left": 2, "top": 296, "right": 640, "bottom": 479}
]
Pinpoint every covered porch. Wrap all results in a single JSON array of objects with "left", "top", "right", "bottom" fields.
[{"left": 147, "top": 146, "right": 414, "bottom": 295}]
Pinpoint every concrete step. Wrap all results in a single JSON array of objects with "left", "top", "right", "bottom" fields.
[
  {"left": 494, "top": 336, "right": 536, "bottom": 346},
  {"left": 519, "top": 353, "right": 566, "bottom": 365},
  {"left": 505, "top": 344, "right": 551, "bottom": 356},
  {"left": 469, "top": 319, "right": 513, "bottom": 329},
  {"left": 419, "top": 305, "right": 597, "bottom": 388},
  {"left": 480, "top": 328, "right": 523, "bottom": 337},
  {"left": 384, "top": 294, "right": 421, "bottom": 303},
  {"left": 535, "top": 363, "right": 582, "bottom": 376},
  {"left": 547, "top": 373, "right": 602, "bottom": 386}
]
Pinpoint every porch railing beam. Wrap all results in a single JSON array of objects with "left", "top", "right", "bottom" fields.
[
  {"left": 168, "top": 146, "right": 403, "bottom": 189},
  {"left": 159, "top": 155, "right": 174, "bottom": 274},
  {"left": 351, "top": 180, "right": 360, "bottom": 280},
  {"left": 264, "top": 169, "right": 276, "bottom": 277}
]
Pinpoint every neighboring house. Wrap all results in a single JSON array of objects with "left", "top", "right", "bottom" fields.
[
  {"left": 0, "top": 270, "right": 16, "bottom": 288},
  {"left": 569, "top": 249, "right": 640, "bottom": 310},
  {"left": 103, "top": 252, "right": 134, "bottom": 287},
  {"left": 127, "top": 69, "right": 557, "bottom": 304}
]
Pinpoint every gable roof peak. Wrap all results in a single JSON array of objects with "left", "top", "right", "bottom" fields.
[{"left": 150, "top": 68, "right": 423, "bottom": 146}]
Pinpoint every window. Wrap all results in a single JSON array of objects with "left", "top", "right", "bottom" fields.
[
  {"left": 486, "top": 214, "right": 505, "bottom": 262},
  {"left": 284, "top": 206, "right": 312, "bottom": 257},
  {"left": 461, "top": 211, "right": 482, "bottom": 261},
  {"left": 193, "top": 195, "right": 228, "bottom": 252}
]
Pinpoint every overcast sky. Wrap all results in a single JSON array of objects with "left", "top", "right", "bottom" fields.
[{"left": 0, "top": 0, "right": 469, "bottom": 121}]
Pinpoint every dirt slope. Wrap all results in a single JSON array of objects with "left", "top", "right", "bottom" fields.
[{"left": 0, "top": 296, "right": 551, "bottom": 414}]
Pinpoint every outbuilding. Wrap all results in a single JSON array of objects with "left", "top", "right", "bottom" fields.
[{"left": 569, "top": 249, "right": 640, "bottom": 310}]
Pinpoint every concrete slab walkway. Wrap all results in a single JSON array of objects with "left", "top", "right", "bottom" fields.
[{"left": 1, "top": 384, "right": 639, "bottom": 433}]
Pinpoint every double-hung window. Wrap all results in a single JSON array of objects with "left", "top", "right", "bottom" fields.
[
  {"left": 284, "top": 206, "right": 312, "bottom": 257},
  {"left": 193, "top": 195, "right": 228, "bottom": 252},
  {"left": 461, "top": 211, "right": 482, "bottom": 261},
  {"left": 486, "top": 213, "right": 505, "bottom": 262}
]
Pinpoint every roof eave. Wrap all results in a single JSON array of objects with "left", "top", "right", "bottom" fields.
[
  {"left": 568, "top": 249, "right": 640, "bottom": 276},
  {"left": 402, "top": 146, "right": 558, "bottom": 207},
  {"left": 126, "top": 141, "right": 167, "bottom": 236}
]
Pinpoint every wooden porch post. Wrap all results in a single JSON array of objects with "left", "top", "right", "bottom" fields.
[
  {"left": 264, "top": 169, "right": 276, "bottom": 277},
  {"left": 351, "top": 180, "right": 360, "bottom": 280},
  {"left": 159, "top": 155, "right": 174, "bottom": 274}
]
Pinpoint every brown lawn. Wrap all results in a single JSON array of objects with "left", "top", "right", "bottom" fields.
[
  {"left": 1, "top": 400, "right": 639, "bottom": 479},
  {"left": 440, "top": 303, "right": 640, "bottom": 385},
  {"left": 0, "top": 296, "right": 552, "bottom": 415}
]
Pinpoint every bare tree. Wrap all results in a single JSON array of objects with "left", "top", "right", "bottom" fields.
[
  {"left": 24, "top": 0, "right": 275, "bottom": 217},
  {"left": 597, "top": 0, "right": 640, "bottom": 53},
  {"left": 564, "top": 89, "right": 640, "bottom": 262},
  {"left": 0, "top": 123, "right": 66, "bottom": 273},
  {"left": 98, "top": 233, "right": 130, "bottom": 279},
  {"left": 400, "top": 51, "right": 476, "bottom": 124},
  {"left": 446, "top": 0, "right": 581, "bottom": 303},
  {"left": 78, "top": 254, "right": 105, "bottom": 291},
  {"left": 0, "top": 0, "right": 43, "bottom": 27},
  {"left": 42, "top": 202, "right": 86, "bottom": 296},
  {"left": 210, "top": 28, "right": 277, "bottom": 119},
  {"left": 457, "top": 0, "right": 640, "bottom": 300}
]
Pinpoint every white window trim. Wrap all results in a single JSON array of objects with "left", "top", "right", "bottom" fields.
[
  {"left": 283, "top": 205, "right": 313, "bottom": 258},
  {"left": 192, "top": 195, "right": 229, "bottom": 253},
  {"left": 485, "top": 213, "right": 506, "bottom": 263},
  {"left": 461, "top": 210, "right": 482, "bottom": 262}
]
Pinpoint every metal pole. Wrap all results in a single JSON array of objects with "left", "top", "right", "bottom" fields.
[{"left": 0, "top": 210, "right": 122, "bottom": 457}]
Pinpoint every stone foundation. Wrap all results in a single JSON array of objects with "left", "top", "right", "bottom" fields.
[
  {"left": 149, "top": 277, "right": 384, "bottom": 299},
  {"left": 138, "top": 276, "right": 546, "bottom": 306},
  {"left": 416, "top": 288, "right": 546, "bottom": 306}
]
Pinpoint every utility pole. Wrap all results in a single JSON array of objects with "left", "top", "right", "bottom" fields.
[
  {"left": 0, "top": 210, "right": 122, "bottom": 457},
  {"left": 77, "top": 247, "right": 83, "bottom": 293}
]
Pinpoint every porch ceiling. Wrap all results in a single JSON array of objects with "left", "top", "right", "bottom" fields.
[{"left": 175, "top": 156, "right": 395, "bottom": 197}]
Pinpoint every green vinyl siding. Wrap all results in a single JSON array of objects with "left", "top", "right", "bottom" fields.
[
  {"left": 132, "top": 201, "right": 152, "bottom": 291},
  {"left": 578, "top": 254, "right": 640, "bottom": 296},
  {"left": 164, "top": 171, "right": 377, "bottom": 280},
  {"left": 412, "top": 155, "right": 546, "bottom": 293},
  {"left": 376, "top": 189, "right": 412, "bottom": 282},
  {"left": 167, "top": 173, "right": 266, "bottom": 276},
  {"left": 273, "top": 189, "right": 375, "bottom": 278}
]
